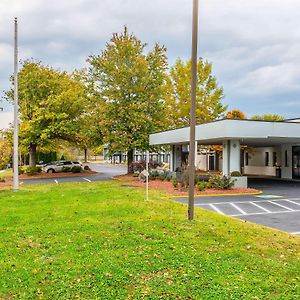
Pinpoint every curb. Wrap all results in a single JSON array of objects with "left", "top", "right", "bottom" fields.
[{"left": 169, "top": 191, "right": 263, "bottom": 198}]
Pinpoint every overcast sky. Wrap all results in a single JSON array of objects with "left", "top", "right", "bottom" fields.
[{"left": 1, "top": 0, "right": 300, "bottom": 128}]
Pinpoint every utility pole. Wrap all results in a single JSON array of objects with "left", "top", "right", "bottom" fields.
[
  {"left": 188, "top": 0, "right": 199, "bottom": 220},
  {"left": 13, "top": 17, "right": 19, "bottom": 192}
]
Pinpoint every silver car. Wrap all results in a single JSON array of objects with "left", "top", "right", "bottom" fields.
[{"left": 43, "top": 161, "right": 83, "bottom": 173}]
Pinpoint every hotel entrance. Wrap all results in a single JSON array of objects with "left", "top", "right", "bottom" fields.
[{"left": 292, "top": 146, "right": 300, "bottom": 179}]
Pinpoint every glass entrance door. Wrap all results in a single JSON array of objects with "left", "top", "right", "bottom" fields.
[{"left": 292, "top": 146, "right": 300, "bottom": 179}]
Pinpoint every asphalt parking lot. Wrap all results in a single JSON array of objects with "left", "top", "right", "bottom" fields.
[
  {"left": 21, "top": 163, "right": 127, "bottom": 185},
  {"left": 173, "top": 178, "right": 300, "bottom": 236}
]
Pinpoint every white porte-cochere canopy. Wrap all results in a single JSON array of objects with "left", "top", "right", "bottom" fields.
[
  {"left": 149, "top": 119, "right": 300, "bottom": 181},
  {"left": 150, "top": 119, "right": 300, "bottom": 146}
]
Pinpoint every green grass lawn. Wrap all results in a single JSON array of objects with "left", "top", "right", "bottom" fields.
[{"left": 0, "top": 182, "right": 299, "bottom": 299}]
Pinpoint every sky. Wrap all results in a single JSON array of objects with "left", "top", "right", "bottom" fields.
[{"left": 1, "top": 0, "right": 300, "bottom": 129}]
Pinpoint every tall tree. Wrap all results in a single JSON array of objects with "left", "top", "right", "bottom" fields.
[
  {"left": 251, "top": 114, "right": 285, "bottom": 121},
  {"left": 226, "top": 109, "right": 247, "bottom": 120},
  {"left": 0, "top": 136, "right": 11, "bottom": 170},
  {"left": 5, "top": 61, "right": 87, "bottom": 166},
  {"left": 166, "top": 58, "right": 227, "bottom": 128},
  {"left": 72, "top": 69, "right": 103, "bottom": 162},
  {"left": 88, "top": 27, "right": 168, "bottom": 172}
]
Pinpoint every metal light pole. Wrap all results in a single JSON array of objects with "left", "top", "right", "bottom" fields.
[
  {"left": 146, "top": 150, "right": 149, "bottom": 201},
  {"left": 13, "top": 17, "right": 19, "bottom": 192},
  {"left": 188, "top": 0, "right": 199, "bottom": 220}
]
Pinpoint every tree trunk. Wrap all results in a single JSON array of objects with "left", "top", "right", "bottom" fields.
[
  {"left": 84, "top": 148, "right": 88, "bottom": 162},
  {"left": 29, "top": 144, "right": 37, "bottom": 167},
  {"left": 127, "top": 149, "right": 134, "bottom": 174}
]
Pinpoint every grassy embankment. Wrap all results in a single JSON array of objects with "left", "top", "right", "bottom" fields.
[{"left": 0, "top": 181, "right": 299, "bottom": 299}]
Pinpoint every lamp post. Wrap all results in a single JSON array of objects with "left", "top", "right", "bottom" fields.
[
  {"left": 13, "top": 17, "right": 19, "bottom": 192},
  {"left": 188, "top": 0, "right": 199, "bottom": 220}
]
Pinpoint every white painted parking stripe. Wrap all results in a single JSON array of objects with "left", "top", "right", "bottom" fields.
[
  {"left": 83, "top": 178, "right": 92, "bottom": 182},
  {"left": 54, "top": 179, "right": 58, "bottom": 184},
  {"left": 230, "top": 209, "right": 300, "bottom": 217},
  {"left": 284, "top": 199, "right": 300, "bottom": 206},
  {"left": 230, "top": 203, "right": 246, "bottom": 215},
  {"left": 209, "top": 204, "right": 224, "bottom": 215},
  {"left": 290, "top": 231, "right": 300, "bottom": 235},
  {"left": 249, "top": 201, "right": 271, "bottom": 213},
  {"left": 269, "top": 201, "right": 294, "bottom": 211},
  {"left": 196, "top": 199, "right": 289, "bottom": 206}
]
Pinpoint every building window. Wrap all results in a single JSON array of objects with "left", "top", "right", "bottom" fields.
[
  {"left": 273, "top": 152, "right": 277, "bottom": 166},
  {"left": 245, "top": 152, "right": 249, "bottom": 166},
  {"left": 265, "top": 152, "right": 269, "bottom": 166},
  {"left": 285, "top": 150, "right": 289, "bottom": 167}
]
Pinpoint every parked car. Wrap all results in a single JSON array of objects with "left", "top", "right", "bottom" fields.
[{"left": 43, "top": 161, "right": 83, "bottom": 173}]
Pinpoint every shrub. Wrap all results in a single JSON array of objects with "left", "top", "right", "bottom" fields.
[
  {"left": 128, "top": 160, "right": 163, "bottom": 174},
  {"left": 231, "top": 171, "right": 242, "bottom": 177},
  {"left": 149, "top": 170, "right": 159, "bottom": 180},
  {"left": 62, "top": 166, "right": 72, "bottom": 173},
  {"left": 0, "top": 177, "right": 5, "bottom": 183},
  {"left": 208, "top": 173, "right": 235, "bottom": 190},
  {"left": 71, "top": 166, "right": 82, "bottom": 173},
  {"left": 180, "top": 167, "right": 189, "bottom": 189},
  {"left": 172, "top": 178, "right": 178, "bottom": 188},
  {"left": 159, "top": 173, "right": 167, "bottom": 181},
  {"left": 25, "top": 166, "right": 42, "bottom": 176},
  {"left": 197, "top": 181, "right": 209, "bottom": 191},
  {"left": 165, "top": 172, "right": 173, "bottom": 181},
  {"left": 18, "top": 167, "right": 25, "bottom": 175}
]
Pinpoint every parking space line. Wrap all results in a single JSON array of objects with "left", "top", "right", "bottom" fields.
[
  {"left": 269, "top": 201, "right": 294, "bottom": 211},
  {"left": 54, "top": 179, "right": 58, "bottom": 184},
  {"left": 230, "top": 209, "right": 300, "bottom": 217},
  {"left": 83, "top": 178, "right": 92, "bottom": 182},
  {"left": 249, "top": 201, "right": 271, "bottom": 213},
  {"left": 209, "top": 204, "right": 224, "bottom": 215},
  {"left": 290, "top": 231, "right": 300, "bottom": 235},
  {"left": 196, "top": 199, "right": 287, "bottom": 206},
  {"left": 230, "top": 203, "right": 246, "bottom": 215},
  {"left": 284, "top": 199, "right": 300, "bottom": 206}
]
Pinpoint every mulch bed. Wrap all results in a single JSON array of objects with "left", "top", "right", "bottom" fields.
[{"left": 113, "top": 174, "right": 260, "bottom": 196}]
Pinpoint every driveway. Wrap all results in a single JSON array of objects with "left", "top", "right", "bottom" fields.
[
  {"left": 21, "top": 163, "right": 127, "bottom": 185},
  {"left": 173, "top": 178, "right": 300, "bottom": 236}
]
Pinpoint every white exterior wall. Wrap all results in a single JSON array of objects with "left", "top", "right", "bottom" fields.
[
  {"left": 244, "top": 166, "right": 277, "bottom": 176},
  {"left": 196, "top": 154, "right": 207, "bottom": 171},
  {"left": 244, "top": 147, "right": 280, "bottom": 177}
]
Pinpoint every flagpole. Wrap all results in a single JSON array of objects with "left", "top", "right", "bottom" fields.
[
  {"left": 13, "top": 17, "right": 19, "bottom": 192},
  {"left": 188, "top": 0, "right": 199, "bottom": 220}
]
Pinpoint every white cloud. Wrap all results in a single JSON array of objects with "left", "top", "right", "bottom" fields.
[{"left": 0, "top": 0, "right": 300, "bottom": 117}]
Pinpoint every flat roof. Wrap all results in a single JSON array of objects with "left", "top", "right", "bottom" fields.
[{"left": 150, "top": 119, "right": 300, "bottom": 147}]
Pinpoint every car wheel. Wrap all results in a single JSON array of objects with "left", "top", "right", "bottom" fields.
[{"left": 47, "top": 169, "right": 55, "bottom": 173}]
